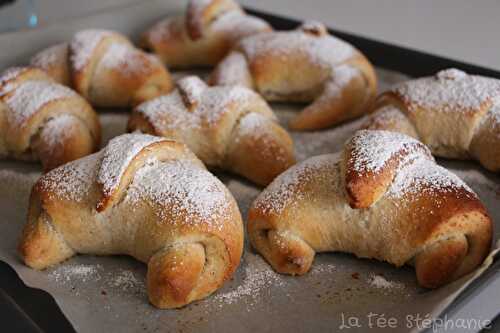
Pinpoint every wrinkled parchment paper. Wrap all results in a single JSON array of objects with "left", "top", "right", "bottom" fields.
[
  {"left": 0, "top": 1, "right": 498, "bottom": 332},
  {"left": 0, "top": 69, "right": 498, "bottom": 333}
]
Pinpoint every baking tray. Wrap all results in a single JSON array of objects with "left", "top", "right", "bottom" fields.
[{"left": 0, "top": 1, "right": 499, "bottom": 332}]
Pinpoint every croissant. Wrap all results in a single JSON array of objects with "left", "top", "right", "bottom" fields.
[
  {"left": 209, "top": 21, "right": 377, "bottom": 131},
  {"left": 128, "top": 76, "right": 295, "bottom": 186},
  {"left": 30, "top": 29, "right": 173, "bottom": 108},
  {"left": 364, "top": 68, "right": 500, "bottom": 172},
  {"left": 248, "top": 129, "right": 492, "bottom": 288},
  {"left": 18, "top": 133, "right": 243, "bottom": 308},
  {"left": 0, "top": 66, "right": 100, "bottom": 171},
  {"left": 140, "top": 0, "right": 271, "bottom": 69}
]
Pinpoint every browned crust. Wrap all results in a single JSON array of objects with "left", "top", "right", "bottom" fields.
[
  {"left": 343, "top": 138, "right": 430, "bottom": 209},
  {"left": 185, "top": 0, "right": 241, "bottom": 40},
  {"left": 247, "top": 132, "right": 493, "bottom": 289}
]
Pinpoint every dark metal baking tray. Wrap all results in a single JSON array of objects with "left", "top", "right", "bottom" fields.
[{"left": 0, "top": 5, "right": 499, "bottom": 333}]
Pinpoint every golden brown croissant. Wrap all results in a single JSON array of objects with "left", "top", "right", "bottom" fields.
[
  {"left": 364, "top": 68, "right": 500, "bottom": 172},
  {"left": 140, "top": 0, "right": 271, "bottom": 69},
  {"left": 128, "top": 76, "right": 295, "bottom": 186},
  {"left": 209, "top": 21, "right": 377, "bottom": 131},
  {"left": 18, "top": 133, "right": 243, "bottom": 308},
  {"left": 0, "top": 66, "right": 101, "bottom": 171},
  {"left": 248, "top": 129, "right": 492, "bottom": 288},
  {"left": 30, "top": 29, "right": 173, "bottom": 108}
]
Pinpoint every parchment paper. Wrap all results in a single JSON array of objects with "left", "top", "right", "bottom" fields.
[{"left": 0, "top": 2, "right": 499, "bottom": 332}]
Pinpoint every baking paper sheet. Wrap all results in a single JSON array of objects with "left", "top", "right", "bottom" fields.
[{"left": 0, "top": 2, "right": 499, "bottom": 332}]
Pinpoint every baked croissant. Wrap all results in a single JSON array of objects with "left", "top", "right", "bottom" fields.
[
  {"left": 18, "top": 133, "right": 243, "bottom": 308},
  {"left": 209, "top": 21, "right": 377, "bottom": 131},
  {"left": 30, "top": 29, "right": 173, "bottom": 108},
  {"left": 128, "top": 76, "right": 295, "bottom": 186},
  {"left": 140, "top": 0, "right": 271, "bottom": 69},
  {"left": 248, "top": 130, "right": 492, "bottom": 288},
  {"left": 0, "top": 66, "right": 100, "bottom": 171},
  {"left": 364, "top": 68, "right": 500, "bottom": 172}
]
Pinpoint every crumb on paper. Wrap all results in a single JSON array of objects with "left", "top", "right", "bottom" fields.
[{"left": 368, "top": 274, "right": 404, "bottom": 290}]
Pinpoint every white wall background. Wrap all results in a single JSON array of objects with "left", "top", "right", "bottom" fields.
[{"left": 30, "top": 0, "right": 500, "bottom": 71}]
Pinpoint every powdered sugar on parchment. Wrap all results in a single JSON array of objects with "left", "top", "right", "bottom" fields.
[
  {"left": 368, "top": 274, "right": 404, "bottom": 290},
  {"left": 108, "top": 269, "right": 144, "bottom": 291},
  {"left": 49, "top": 263, "right": 102, "bottom": 283},
  {"left": 97, "top": 133, "right": 164, "bottom": 198},
  {"left": 213, "top": 255, "right": 286, "bottom": 307},
  {"left": 4, "top": 81, "right": 76, "bottom": 128}
]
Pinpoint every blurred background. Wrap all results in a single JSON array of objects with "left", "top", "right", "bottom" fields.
[{"left": 0, "top": 0, "right": 498, "bottom": 71}]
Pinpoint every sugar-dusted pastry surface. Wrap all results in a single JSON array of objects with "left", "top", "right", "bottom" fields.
[
  {"left": 248, "top": 130, "right": 492, "bottom": 288},
  {"left": 366, "top": 68, "right": 500, "bottom": 171},
  {"left": 18, "top": 133, "right": 244, "bottom": 309},
  {"left": 0, "top": 68, "right": 498, "bottom": 331}
]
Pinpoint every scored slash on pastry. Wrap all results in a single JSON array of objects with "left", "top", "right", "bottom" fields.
[
  {"left": 30, "top": 29, "right": 173, "bottom": 107},
  {"left": 248, "top": 130, "right": 492, "bottom": 288},
  {"left": 0, "top": 66, "right": 100, "bottom": 171},
  {"left": 140, "top": 0, "right": 271, "bottom": 68},
  {"left": 129, "top": 76, "right": 296, "bottom": 186},
  {"left": 365, "top": 68, "right": 500, "bottom": 172},
  {"left": 209, "top": 21, "right": 377, "bottom": 131},
  {"left": 18, "top": 133, "right": 244, "bottom": 309}
]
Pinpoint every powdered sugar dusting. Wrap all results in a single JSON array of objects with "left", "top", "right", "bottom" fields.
[
  {"left": 236, "top": 112, "right": 271, "bottom": 137},
  {"left": 479, "top": 102, "right": 500, "bottom": 139},
  {"left": 38, "top": 153, "right": 100, "bottom": 202},
  {"left": 147, "top": 17, "right": 177, "bottom": 46},
  {"left": 99, "top": 42, "right": 155, "bottom": 77},
  {"left": 348, "top": 130, "right": 428, "bottom": 173},
  {"left": 211, "top": 10, "right": 270, "bottom": 39},
  {"left": 240, "top": 25, "right": 355, "bottom": 70},
  {"left": 125, "top": 158, "right": 230, "bottom": 227},
  {"left": 137, "top": 81, "right": 255, "bottom": 131},
  {"left": 319, "top": 64, "right": 360, "bottom": 101},
  {"left": 97, "top": 133, "right": 164, "bottom": 198},
  {"left": 108, "top": 269, "right": 144, "bottom": 291},
  {"left": 31, "top": 43, "right": 68, "bottom": 69},
  {"left": 176, "top": 75, "right": 207, "bottom": 106},
  {"left": 39, "top": 115, "right": 78, "bottom": 151},
  {"left": 4, "top": 81, "right": 76, "bottom": 128},
  {"left": 213, "top": 255, "right": 286, "bottom": 306},
  {"left": 254, "top": 154, "right": 335, "bottom": 214},
  {"left": 49, "top": 263, "right": 102, "bottom": 283},
  {"left": 366, "top": 105, "right": 408, "bottom": 128},
  {"left": 70, "top": 29, "right": 114, "bottom": 71},
  {"left": 387, "top": 156, "right": 475, "bottom": 199},
  {"left": 368, "top": 274, "right": 404, "bottom": 290},
  {"left": 394, "top": 68, "right": 500, "bottom": 113},
  {"left": 0, "top": 67, "right": 27, "bottom": 92}
]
